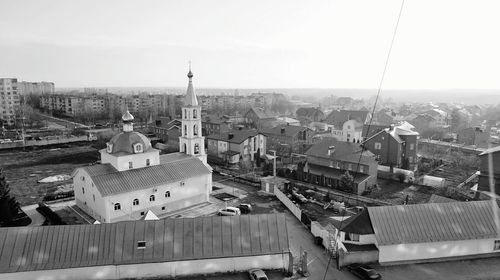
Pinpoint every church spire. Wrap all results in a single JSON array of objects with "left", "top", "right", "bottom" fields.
[{"left": 184, "top": 62, "right": 198, "bottom": 106}]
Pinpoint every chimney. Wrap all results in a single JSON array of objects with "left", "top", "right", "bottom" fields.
[
  {"left": 389, "top": 124, "right": 395, "bottom": 131},
  {"left": 327, "top": 145, "right": 335, "bottom": 156},
  {"left": 281, "top": 128, "right": 285, "bottom": 134},
  {"left": 228, "top": 133, "right": 234, "bottom": 140}
]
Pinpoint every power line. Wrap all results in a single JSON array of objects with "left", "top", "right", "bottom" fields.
[{"left": 322, "top": 1, "right": 406, "bottom": 279}]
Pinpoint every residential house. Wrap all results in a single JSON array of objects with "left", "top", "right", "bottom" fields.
[
  {"left": 0, "top": 214, "right": 291, "bottom": 279},
  {"left": 410, "top": 114, "right": 438, "bottom": 133},
  {"left": 457, "top": 126, "right": 490, "bottom": 148},
  {"left": 295, "top": 107, "right": 325, "bottom": 124},
  {"left": 276, "top": 117, "right": 301, "bottom": 126},
  {"left": 324, "top": 109, "right": 370, "bottom": 142},
  {"left": 332, "top": 201, "right": 500, "bottom": 266},
  {"left": 244, "top": 107, "right": 276, "bottom": 129},
  {"left": 303, "top": 138, "right": 378, "bottom": 194},
  {"left": 362, "top": 122, "right": 419, "bottom": 170},
  {"left": 478, "top": 146, "right": 500, "bottom": 194},
  {"left": 423, "top": 109, "right": 449, "bottom": 127},
  {"left": 151, "top": 117, "right": 181, "bottom": 151},
  {"left": 202, "top": 114, "right": 232, "bottom": 136},
  {"left": 374, "top": 109, "right": 395, "bottom": 125},
  {"left": 206, "top": 130, "right": 266, "bottom": 165},
  {"left": 261, "top": 125, "right": 314, "bottom": 156}
]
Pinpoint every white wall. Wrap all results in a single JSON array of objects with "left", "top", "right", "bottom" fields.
[
  {"left": 379, "top": 238, "right": 498, "bottom": 264},
  {"left": 100, "top": 149, "right": 160, "bottom": 172},
  {"left": 0, "top": 254, "right": 290, "bottom": 280}
]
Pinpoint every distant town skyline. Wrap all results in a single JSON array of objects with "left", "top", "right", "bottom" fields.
[{"left": 1, "top": 0, "right": 499, "bottom": 90}]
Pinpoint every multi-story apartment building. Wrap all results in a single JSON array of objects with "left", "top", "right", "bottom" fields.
[
  {"left": 18, "top": 81, "right": 55, "bottom": 95},
  {"left": 0, "top": 78, "right": 21, "bottom": 127}
]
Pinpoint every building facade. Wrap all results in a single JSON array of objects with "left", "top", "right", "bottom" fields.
[
  {"left": 0, "top": 78, "right": 20, "bottom": 127},
  {"left": 206, "top": 130, "right": 266, "bottom": 165}
]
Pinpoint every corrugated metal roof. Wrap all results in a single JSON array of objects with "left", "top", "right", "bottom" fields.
[
  {"left": 0, "top": 214, "right": 289, "bottom": 274},
  {"left": 368, "top": 201, "right": 500, "bottom": 246},
  {"left": 82, "top": 154, "right": 211, "bottom": 197}
]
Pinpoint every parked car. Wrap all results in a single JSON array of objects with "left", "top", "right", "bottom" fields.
[
  {"left": 238, "top": 203, "right": 253, "bottom": 214},
  {"left": 347, "top": 264, "right": 382, "bottom": 280},
  {"left": 248, "top": 269, "right": 268, "bottom": 280},
  {"left": 217, "top": 206, "right": 241, "bottom": 216}
]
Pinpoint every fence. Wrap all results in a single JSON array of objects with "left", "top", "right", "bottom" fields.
[{"left": 274, "top": 187, "right": 302, "bottom": 220}]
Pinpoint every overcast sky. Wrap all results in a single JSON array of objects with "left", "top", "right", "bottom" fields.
[{"left": 0, "top": 0, "right": 499, "bottom": 89}]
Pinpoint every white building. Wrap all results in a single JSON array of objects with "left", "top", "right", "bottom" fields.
[
  {"left": 73, "top": 68, "right": 212, "bottom": 223},
  {"left": 0, "top": 78, "right": 20, "bottom": 127},
  {"left": 0, "top": 214, "right": 292, "bottom": 280}
]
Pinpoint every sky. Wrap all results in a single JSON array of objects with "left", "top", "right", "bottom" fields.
[{"left": 0, "top": 0, "right": 499, "bottom": 90}]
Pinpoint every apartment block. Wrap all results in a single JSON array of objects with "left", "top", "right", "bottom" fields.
[{"left": 0, "top": 78, "right": 21, "bottom": 127}]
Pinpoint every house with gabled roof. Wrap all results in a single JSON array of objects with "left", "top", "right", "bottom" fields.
[{"left": 206, "top": 129, "right": 266, "bottom": 165}]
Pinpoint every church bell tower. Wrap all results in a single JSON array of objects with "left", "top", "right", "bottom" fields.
[{"left": 179, "top": 65, "right": 207, "bottom": 164}]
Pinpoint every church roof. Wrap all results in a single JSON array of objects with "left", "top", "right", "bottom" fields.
[
  {"left": 108, "top": 131, "right": 153, "bottom": 155},
  {"left": 184, "top": 68, "right": 198, "bottom": 106},
  {"left": 81, "top": 153, "right": 211, "bottom": 197}
]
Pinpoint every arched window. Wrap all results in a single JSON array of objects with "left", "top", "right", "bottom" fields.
[
  {"left": 146, "top": 159, "right": 150, "bottom": 166},
  {"left": 193, "top": 109, "right": 197, "bottom": 118},
  {"left": 149, "top": 195, "right": 155, "bottom": 202},
  {"left": 165, "top": 191, "right": 171, "bottom": 198},
  {"left": 193, "top": 124, "right": 198, "bottom": 136},
  {"left": 184, "top": 125, "right": 187, "bottom": 136},
  {"left": 184, "top": 109, "right": 187, "bottom": 119},
  {"left": 183, "top": 143, "right": 187, "bottom": 153},
  {"left": 133, "top": 198, "right": 139, "bottom": 206},
  {"left": 114, "top": 203, "right": 121, "bottom": 210},
  {"left": 194, "top": 143, "right": 200, "bottom": 154}
]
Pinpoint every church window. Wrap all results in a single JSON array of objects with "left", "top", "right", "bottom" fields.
[
  {"left": 184, "top": 109, "right": 187, "bottom": 119},
  {"left": 114, "top": 203, "right": 121, "bottom": 210},
  {"left": 183, "top": 143, "right": 187, "bottom": 153},
  {"left": 133, "top": 198, "right": 139, "bottom": 206},
  {"left": 149, "top": 195, "right": 155, "bottom": 202},
  {"left": 93, "top": 194, "right": 95, "bottom": 202},
  {"left": 134, "top": 143, "right": 143, "bottom": 153},
  {"left": 165, "top": 191, "right": 171, "bottom": 198},
  {"left": 194, "top": 144, "right": 200, "bottom": 154},
  {"left": 194, "top": 124, "right": 198, "bottom": 136},
  {"left": 81, "top": 176, "right": 85, "bottom": 181},
  {"left": 184, "top": 125, "right": 187, "bottom": 136},
  {"left": 146, "top": 159, "right": 150, "bottom": 166},
  {"left": 82, "top": 187, "right": 85, "bottom": 194},
  {"left": 193, "top": 109, "right": 197, "bottom": 118},
  {"left": 129, "top": 161, "right": 133, "bottom": 169}
]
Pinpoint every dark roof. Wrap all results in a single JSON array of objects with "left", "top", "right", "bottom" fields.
[
  {"left": 81, "top": 153, "right": 211, "bottom": 197},
  {"left": 325, "top": 110, "right": 369, "bottom": 128},
  {"left": 368, "top": 200, "right": 500, "bottom": 246},
  {"left": 340, "top": 208, "right": 374, "bottom": 234},
  {"left": 108, "top": 131, "right": 153, "bottom": 155},
  {"left": 0, "top": 214, "right": 289, "bottom": 274},
  {"left": 411, "top": 114, "right": 436, "bottom": 122},
  {"left": 206, "top": 130, "right": 260, "bottom": 144},
  {"left": 245, "top": 107, "right": 274, "bottom": 120},
  {"left": 307, "top": 163, "right": 370, "bottom": 184},
  {"left": 305, "top": 138, "right": 376, "bottom": 165},
  {"left": 260, "top": 125, "right": 311, "bottom": 138},
  {"left": 203, "top": 114, "right": 231, "bottom": 125}
]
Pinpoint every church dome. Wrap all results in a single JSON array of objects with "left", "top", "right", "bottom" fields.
[
  {"left": 122, "top": 110, "right": 134, "bottom": 122},
  {"left": 107, "top": 131, "right": 152, "bottom": 154}
]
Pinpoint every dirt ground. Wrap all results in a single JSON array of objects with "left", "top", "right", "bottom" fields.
[
  {"left": 366, "top": 178, "right": 432, "bottom": 205},
  {"left": 0, "top": 144, "right": 99, "bottom": 206}
]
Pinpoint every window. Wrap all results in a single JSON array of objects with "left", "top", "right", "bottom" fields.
[
  {"left": 140, "top": 211, "right": 145, "bottom": 216},
  {"left": 129, "top": 161, "right": 133, "bottom": 169},
  {"left": 410, "top": 143, "right": 414, "bottom": 150},
  {"left": 134, "top": 143, "right": 143, "bottom": 153},
  {"left": 133, "top": 198, "right": 139, "bottom": 206},
  {"left": 184, "top": 125, "right": 187, "bottom": 136},
  {"left": 409, "top": 156, "right": 414, "bottom": 163},
  {"left": 359, "top": 166, "right": 364, "bottom": 173},
  {"left": 194, "top": 143, "right": 200, "bottom": 154},
  {"left": 349, "top": 233, "right": 360, "bottom": 242},
  {"left": 374, "top": 142, "right": 382, "bottom": 150},
  {"left": 106, "top": 143, "right": 113, "bottom": 153},
  {"left": 494, "top": 240, "right": 500, "bottom": 250},
  {"left": 146, "top": 159, "right": 150, "bottom": 166},
  {"left": 165, "top": 191, "right": 171, "bottom": 197},
  {"left": 162, "top": 206, "right": 166, "bottom": 210},
  {"left": 114, "top": 203, "right": 121, "bottom": 210},
  {"left": 137, "top": 241, "right": 146, "bottom": 249},
  {"left": 81, "top": 176, "right": 85, "bottom": 181},
  {"left": 194, "top": 124, "right": 198, "bottom": 136},
  {"left": 193, "top": 109, "right": 197, "bottom": 118},
  {"left": 93, "top": 194, "right": 95, "bottom": 202},
  {"left": 149, "top": 195, "right": 155, "bottom": 202},
  {"left": 184, "top": 109, "right": 187, "bottom": 119},
  {"left": 348, "top": 164, "right": 352, "bottom": 170},
  {"left": 82, "top": 187, "right": 85, "bottom": 194}
]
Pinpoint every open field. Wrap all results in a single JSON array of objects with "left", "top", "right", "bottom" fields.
[{"left": 0, "top": 144, "right": 99, "bottom": 206}]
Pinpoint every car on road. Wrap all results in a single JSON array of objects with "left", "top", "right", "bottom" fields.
[
  {"left": 248, "top": 269, "right": 268, "bottom": 280},
  {"left": 347, "top": 264, "right": 382, "bottom": 280},
  {"left": 217, "top": 206, "right": 241, "bottom": 216},
  {"left": 238, "top": 203, "right": 253, "bottom": 214}
]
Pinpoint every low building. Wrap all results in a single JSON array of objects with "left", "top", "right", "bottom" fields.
[
  {"left": 457, "top": 126, "right": 490, "bottom": 148},
  {"left": 324, "top": 109, "right": 370, "bottom": 130},
  {"left": 0, "top": 214, "right": 292, "bottom": 280},
  {"left": 276, "top": 117, "right": 301, "bottom": 126},
  {"left": 410, "top": 114, "right": 437, "bottom": 133},
  {"left": 261, "top": 125, "right": 314, "bottom": 158},
  {"left": 362, "top": 122, "right": 419, "bottom": 170},
  {"left": 478, "top": 146, "right": 500, "bottom": 195},
  {"left": 302, "top": 138, "right": 378, "bottom": 194},
  {"left": 244, "top": 107, "right": 276, "bottom": 129},
  {"left": 206, "top": 130, "right": 266, "bottom": 165},
  {"left": 333, "top": 201, "right": 500, "bottom": 266},
  {"left": 202, "top": 114, "right": 232, "bottom": 136}
]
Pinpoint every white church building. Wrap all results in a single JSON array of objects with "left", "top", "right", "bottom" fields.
[{"left": 73, "top": 68, "right": 212, "bottom": 223}]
